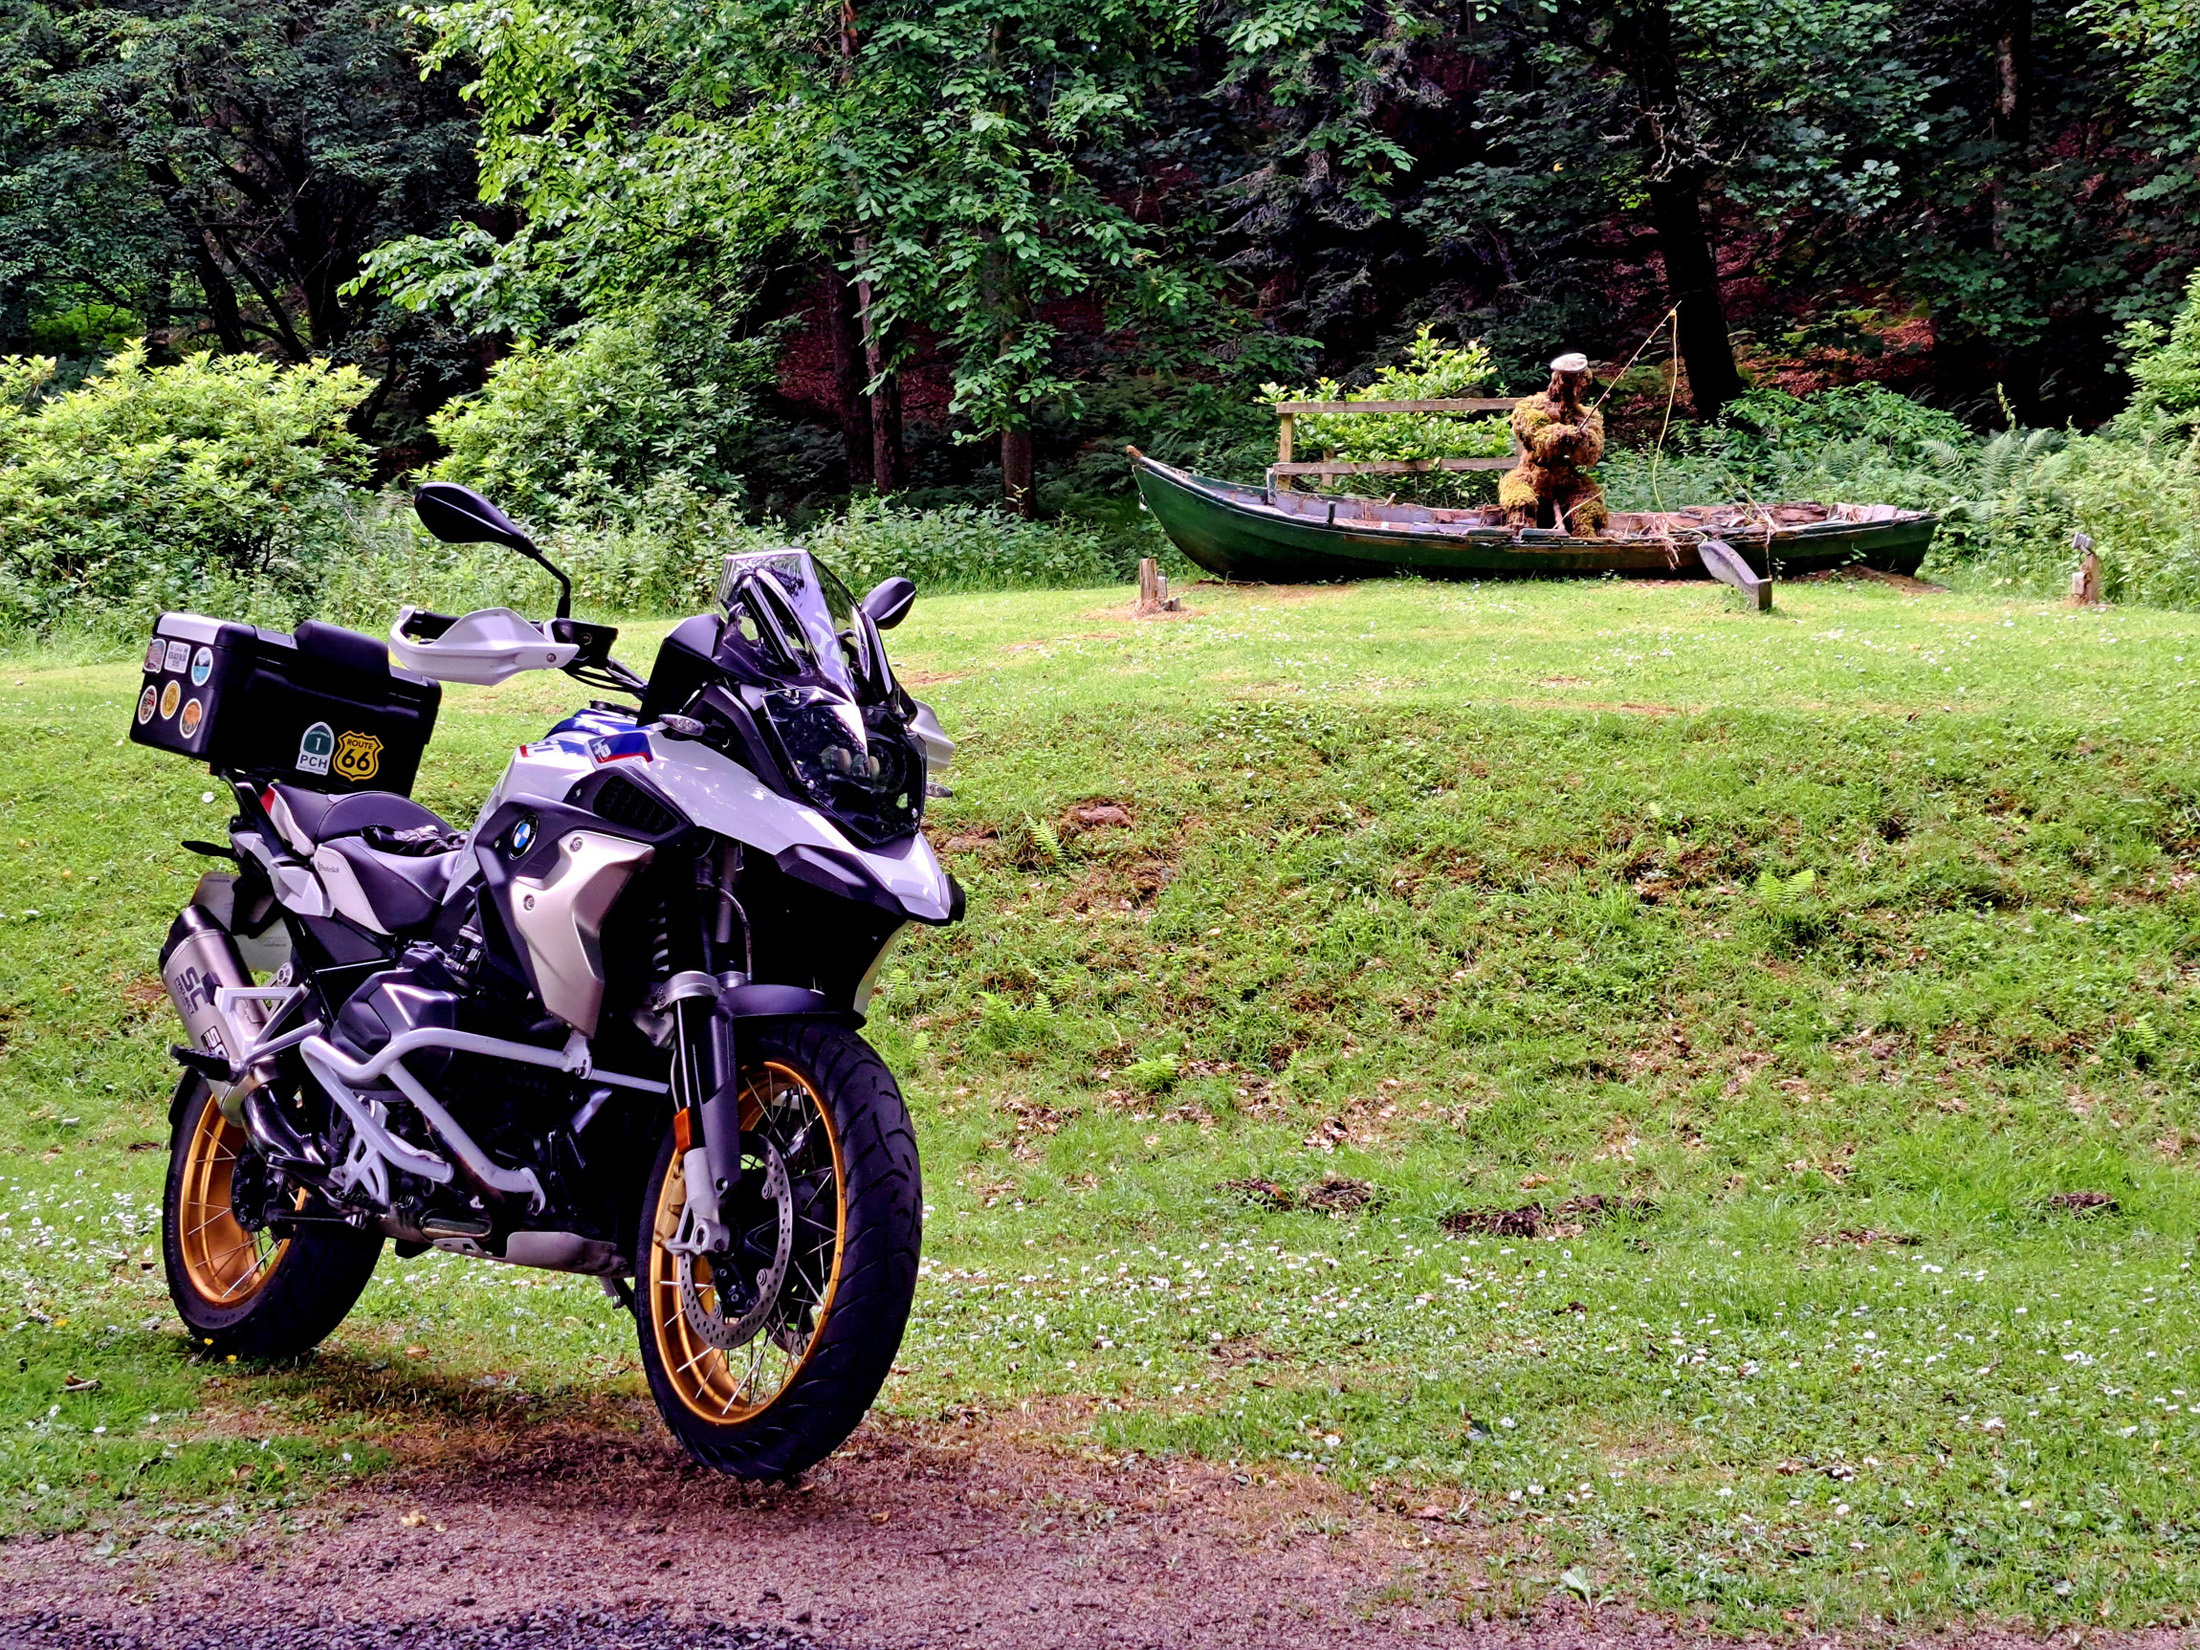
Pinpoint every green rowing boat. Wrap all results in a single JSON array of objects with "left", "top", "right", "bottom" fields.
[{"left": 1128, "top": 447, "right": 1938, "bottom": 586}]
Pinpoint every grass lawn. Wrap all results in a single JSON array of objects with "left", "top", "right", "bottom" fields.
[{"left": 5, "top": 572, "right": 2200, "bottom": 1630}]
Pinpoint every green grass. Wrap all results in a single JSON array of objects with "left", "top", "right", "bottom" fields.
[{"left": 6, "top": 573, "right": 2200, "bottom": 1629}]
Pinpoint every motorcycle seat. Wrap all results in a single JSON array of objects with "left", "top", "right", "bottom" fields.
[
  {"left": 266, "top": 783, "right": 453, "bottom": 854},
  {"left": 311, "top": 838, "right": 461, "bottom": 935},
  {"left": 262, "top": 783, "right": 462, "bottom": 934}
]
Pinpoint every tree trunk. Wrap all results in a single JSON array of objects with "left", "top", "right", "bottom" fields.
[
  {"left": 838, "top": 4, "right": 906, "bottom": 493},
  {"left": 1000, "top": 428, "right": 1034, "bottom": 517},
  {"left": 0, "top": 277, "right": 26, "bottom": 356},
  {"left": 1603, "top": 0, "right": 1743, "bottom": 419},
  {"left": 142, "top": 267, "right": 176, "bottom": 362},
  {"left": 1647, "top": 173, "right": 1744, "bottom": 420},
  {"left": 850, "top": 241, "right": 906, "bottom": 492},
  {"left": 1987, "top": 0, "right": 2031, "bottom": 265},
  {"left": 1986, "top": 0, "right": 2034, "bottom": 411},
  {"left": 1991, "top": 0, "right": 2031, "bottom": 146},
  {"left": 824, "top": 265, "right": 873, "bottom": 489}
]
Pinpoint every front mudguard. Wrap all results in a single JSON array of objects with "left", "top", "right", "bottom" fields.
[{"left": 720, "top": 980, "right": 864, "bottom": 1029}]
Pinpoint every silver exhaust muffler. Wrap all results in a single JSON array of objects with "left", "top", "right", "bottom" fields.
[{"left": 161, "top": 905, "right": 260, "bottom": 1114}]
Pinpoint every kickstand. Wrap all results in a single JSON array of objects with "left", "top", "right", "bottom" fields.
[{"left": 600, "top": 1275, "right": 636, "bottom": 1313}]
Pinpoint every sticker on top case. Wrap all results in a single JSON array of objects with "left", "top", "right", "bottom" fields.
[
  {"left": 179, "top": 697, "right": 204, "bottom": 739},
  {"left": 190, "top": 646, "right": 213, "bottom": 686},
  {"left": 296, "top": 721, "right": 334, "bottom": 776},
  {"left": 144, "top": 639, "right": 165, "bottom": 672},
  {"left": 332, "top": 730, "right": 382, "bottom": 782},
  {"left": 136, "top": 686, "right": 158, "bottom": 725},
  {"left": 158, "top": 680, "right": 181, "bottom": 720},
  {"left": 164, "top": 639, "right": 190, "bottom": 674}
]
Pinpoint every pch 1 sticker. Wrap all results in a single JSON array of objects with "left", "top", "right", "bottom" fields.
[
  {"left": 297, "top": 721, "right": 334, "bottom": 776},
  {"left": 163, "top": 639, "right": 190, "bottom": 674},
  {"left": 190, "top": 646, "right": 213, "bottom": 686},
  {"left": 158, "top": 680, "right": 181, "bottom": 720},
  {"left": 179, "top": 697, "right": 204, "bottom": 739},
  {"left": 136, "top": 686, "right": 158, "bottom": 725}
]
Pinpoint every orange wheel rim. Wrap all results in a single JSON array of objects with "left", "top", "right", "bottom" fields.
[
  {"left": 650, "top": 1061, "right": 846, "bottom": 1425},
  {"left": 176, "top": 1099, "right": 287, "bottom": 1307}
]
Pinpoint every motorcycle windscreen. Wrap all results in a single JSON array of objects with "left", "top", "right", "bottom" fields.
[
  {"left": 715, "top": 549, "right": 869, "bottom": 698},
  {"left": 718, "top": 551, "right": 923, "bottom": 847}
]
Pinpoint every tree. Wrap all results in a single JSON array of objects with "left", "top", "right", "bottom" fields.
[
  {"left": 1473, "top": 0, "right": 1927, "bottom": 416},
  {"left": 0, "top": 0, "right": 479, "bottom": 437},
  {"left": 376, "top": 0, "right": 1198, "bottom": 513}
]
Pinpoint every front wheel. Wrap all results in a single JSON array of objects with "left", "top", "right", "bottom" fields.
[{"left": 634, "top": 1021, "right": 921, "bottom": 1479}]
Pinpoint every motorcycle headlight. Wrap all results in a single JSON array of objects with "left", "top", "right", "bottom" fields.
[{"left": 758, "top": 688, "right": 924, "bottom": 847}]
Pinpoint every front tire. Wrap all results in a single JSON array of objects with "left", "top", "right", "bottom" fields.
[
  {"left": 634, "top": 1021, "right": 921, "bottom": 1479},
  {"left": 161, "top": 1078, "right": 382, "bottom": 1359}
]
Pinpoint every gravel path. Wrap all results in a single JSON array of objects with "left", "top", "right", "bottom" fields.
[
  {"left": 8, "top": 1408, "right": 2199, "bottom": 1650},
  {"left": 1, "top": 1608, "right": 825, "bottom": 1650}
]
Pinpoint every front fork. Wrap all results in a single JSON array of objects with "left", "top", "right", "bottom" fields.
[{"left": 666, "top": 969, "right": 746, "bottom": 1253}]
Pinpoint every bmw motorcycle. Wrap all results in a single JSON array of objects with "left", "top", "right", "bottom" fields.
[{"left": 133, "top": 482, "right": 960, "bottom": 1477}]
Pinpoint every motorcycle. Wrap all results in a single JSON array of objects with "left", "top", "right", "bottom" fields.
[{"left": 131, "top": 482, "right": 960, "bottom": 1477}]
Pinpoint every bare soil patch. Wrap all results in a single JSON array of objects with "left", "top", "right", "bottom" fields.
[
  {"left": 6, "top": 1405, "right": 1492, "bottom": 1648},
  {"left": 10, "top": 1407, "right": 2197, "bottom": 1650},
  {"left": 1790, "top": 567, "right": 1950, "bottom": 594}
]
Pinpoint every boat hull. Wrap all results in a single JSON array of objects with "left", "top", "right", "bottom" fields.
[{"left": 1130, "top": 451, "right": 1937, "bottom": 584}]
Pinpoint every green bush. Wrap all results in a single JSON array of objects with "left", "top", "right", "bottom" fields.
[
  {"left": 0, "top": 344, "right": 370, "bottom": 638},
  {"left": 429, "top": 297, "right": 777, "bottom": 524},
  {"left": 2119, "top": 269, "right": 2200, "bottom": 424},
  {"left": 324, "top": 486, "right": 1131, "bottom": 634},
  {"left": 1927, "top": 424, "right": 2200, "bottom": 605},
  {"left": 1706, "top": 383, "right": 1971, "bottom": 463},
  {"left": 324, "top": 476, "right": 740, "bottom": 630},
  {"left": 799, "top": 496, "right": 1123, "bottom": 594}
]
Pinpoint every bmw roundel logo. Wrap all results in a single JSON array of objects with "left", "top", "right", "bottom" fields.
[{"left": 510, "top": 817, "right": 536, "bottom": 855}]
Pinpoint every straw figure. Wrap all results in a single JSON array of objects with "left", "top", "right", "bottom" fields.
[{"left": 1499, "top": 353, "right": 1608, "bottom": 535}]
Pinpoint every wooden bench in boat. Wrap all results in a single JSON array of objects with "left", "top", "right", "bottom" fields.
[{"left": 1267, "top": 397, "right": 1522, "bottom": 491}]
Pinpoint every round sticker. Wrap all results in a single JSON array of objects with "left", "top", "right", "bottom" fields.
[
  {"left": 179, "top": 697, "right": 204, "bottom": 739},
  {"left": 135, "top": 686, "right": 157, "bottom": 725},
  {"left": 158, "top": 680, "right": 181, "bottom": 720},
  {"left": 143, "top": 639, "right": 165, "bottom": 672},
  {"left": 190, "top": 646, "right": 212, "bottom": 686}
]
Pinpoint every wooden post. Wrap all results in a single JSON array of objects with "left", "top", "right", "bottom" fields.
[
  {"left": 2069, "top": 531, "right": 2101, "bottom": 605},
  {"left": 1134, "top": 557, "right": 1183, "bottom": 617},
  {"left": 1276, "top": 412, "right": 1294, "bottom": 493}
]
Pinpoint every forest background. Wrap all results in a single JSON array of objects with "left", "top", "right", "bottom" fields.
[{"left": 7, "top": 0, "right": 2200, "bottom": 635}]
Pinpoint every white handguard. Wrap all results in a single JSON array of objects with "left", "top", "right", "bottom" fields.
[
  {"left": 390, "top": 606, "right": 579, "bottom": 686},
  {"left": 908, "top": 698, "right": 955, "bottom": 772}
]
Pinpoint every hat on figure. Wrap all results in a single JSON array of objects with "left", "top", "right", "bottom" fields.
[{"left": 1549, "top": 352, "right": 1590, "bottom": 373}]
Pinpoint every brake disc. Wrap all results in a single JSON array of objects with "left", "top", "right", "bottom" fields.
[{"left": 676, "top": 1143, "right": 793, "bottom": 1352}]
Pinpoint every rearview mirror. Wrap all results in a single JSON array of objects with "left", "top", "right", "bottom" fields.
[
  {"left": 414, "top": 481, "right": 532, "bottom": 551},
  {"left": 860, "top": 576, "right": 916, "bottom": 631},
  {"left": 413, "top": 481, "right": 574, "bottom": 620}
]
